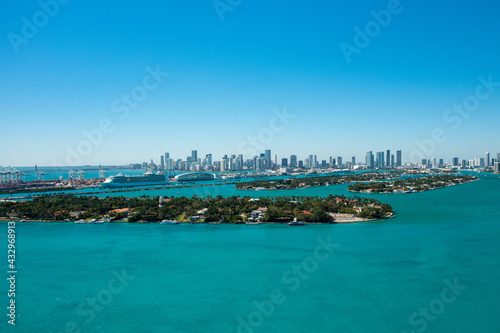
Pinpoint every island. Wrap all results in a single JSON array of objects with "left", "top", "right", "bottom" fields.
[
  {"left": 0, "top": 194, "right": 394, "bottom": 224},
  {"left": 347, "top": 175, "right": 478, "bottom": 193},
  {"left": 235, "top": 171, "right": 404, "bottom": 190}
]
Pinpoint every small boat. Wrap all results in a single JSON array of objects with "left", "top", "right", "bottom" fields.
[
  {"left": 287, "top": 221, "right": 306, "bottom": 226},
  {"left": 160, "top": 219, "right": 179, "bottom": 225},
  {"left": 74, "top": 220, "right": 86, "bottom": 224},
  {"left": 88, "top": 219, "right": 104, "bottom": 224}
]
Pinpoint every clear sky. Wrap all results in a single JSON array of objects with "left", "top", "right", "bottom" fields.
[{"left": 1, "top": 0, "right": 499, "bottom": 166}]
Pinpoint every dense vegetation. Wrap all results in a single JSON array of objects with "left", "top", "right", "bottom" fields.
[
  {"left": 348, "top": 175, "right": 477, "bottom": 193},
  {"left": 235, "top": 172, "right": 404, "bottom": 190},
  {"left": 0, "top": 194, "right": 393, "bottom": 223}
]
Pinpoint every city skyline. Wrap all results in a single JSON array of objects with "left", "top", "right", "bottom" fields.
[
  {"left": 2, "top": 147, "right": 499, "bottom": 168},
  {"left": 2, "top": 1, "right": 500, "bottom": 165},
  {"left": 106, "top": 148, "right": 500, "bottom": 172}
]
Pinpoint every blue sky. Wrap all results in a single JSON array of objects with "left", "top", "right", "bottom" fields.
[{"left": 1, "top": 0, "right": 499, "bottom": 166}]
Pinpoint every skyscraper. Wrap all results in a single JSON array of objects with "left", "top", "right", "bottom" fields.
[
  {"left": 376, "top": 152, "right": 385, "bottom": 168},
  {"left": 452, "top": 157, "right": 459, "bottom": 166},
  {"left": 281, "top": 158, "right": 288, "bottom": 167},
  {"left": 396, "top": 150, "right": 402, "bottom": 167},
  {"left": 366, "top": 151, "right": 374, "bottom": 169},
  {"left": 352, "top": 156, "right": 355, "bottom": 166},
  {"left": 206, "top": 154, "right": 212, "bottom": 166},
  {"left": 337, "top": 156, "right": 342, "bottom": 167},
  {"left": 192, "top": 150, "right": 197, "bottom": 162},
  {"left": 165, "top": 158, "right": 173, "bottom": 171},
  {"left": 386, "top": 150, "right": 390, "bottom": 167},
  {"left": 485, "top": 152, "right": 490, "bottom": 166},
  {"left": 238, "top": 154, "right": 243, "bottom": 170},
  {"left": 160, "top": 155, "right": 165, "bottom": 170},
  {"left": 264, "top": 149, "right": 271, "bottom": 169},
  {"left": 290, "top": 155, "right": 297, "bottom": 168}
]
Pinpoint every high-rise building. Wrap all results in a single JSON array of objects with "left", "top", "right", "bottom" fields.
[
  {"left": 376, "top": 152, "right": 384, "bottom": 168},
  {"left": 281, "top": 158, "right": 288, "bottom": 167},
  {"left": 396, "top": 150, "right": 402, "bottom": 167},
  {"left": 221, "top": 156, "right": 228, "bottom": 171},
  {"left": 386, "top": 150, "right": 390, "bottom": 167},
  {"left": 497, "top": 152, "right": 500, "bottom": 163},
  {"left": 264, "top": 150, "right": 271, "bottom": 170},
  {"left": 238, "top": 154, "right": 243, "bottom": 170},
  {"left": 390, "top": 155, "right": 394, "bottom": 168},
  {"left": 192, "top": 150, "right": 197, "bottom": 161},
  {"left": 366, "top": 151, "right": 374, "bottom": 169},
  {"left": 309, "top": 155, "right": 314, "bottom": 169},
  {"left": 485, "top": 152, "right": 490, "bottom": 166},
  {"left": 337, "top": 156, "right": 342, "bottom": 167},
  {"left": 160, "top": 155, "right": 165, "bottom": 170},
  {"left": 479, "top": 158, "right": 485, "bottom": 168},
  {"left": 439, "top": 159, "right": 444, "bottom": 167},
  {"left": 165, "top": 158, "right": 173, "bottom": 171},
  {"left": 290, "top": 155, "right": 297, "bottom": 168},
  {"left": 298, "top": 160, "right": 304, "bottom": 169},
  {"left": 206, "top": 154, "right": 212, "bottom": 166},
  {"left": 494, "top": 162, "right": 500, "bottom": 173},
  {"left": 452, "top": 157, "right": 459, "bottom": 167},
  {"left": 352, "top": 156, "right": 356, "bottom": 166}
]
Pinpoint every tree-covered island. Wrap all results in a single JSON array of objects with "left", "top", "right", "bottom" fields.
[
  {"left": 0, "top": 194, "right": 394, "bottom": 223},
  {"left": 235, "top": 172, "right": 405, "bottom": 190},
  {"left": 347, "top": 175, "right": 478, "bottom": 193}
]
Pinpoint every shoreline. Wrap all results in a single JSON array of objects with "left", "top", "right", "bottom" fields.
[
  {"left": 0, "top": 212, "right": 395, "bottom": 225},
  {"left": 348, "top": 178, "right": 479, "bottom": 194}
]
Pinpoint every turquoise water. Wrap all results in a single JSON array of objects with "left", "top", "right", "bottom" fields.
[{"left": 2, "top": 174, "right": 500, "bottom": 332}]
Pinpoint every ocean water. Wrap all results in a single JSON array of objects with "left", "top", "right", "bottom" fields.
[{"left": 1, "top": 174, "right": 500, "bottom": 332}]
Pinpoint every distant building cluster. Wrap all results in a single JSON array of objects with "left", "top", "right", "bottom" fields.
[
  {"left": 130, "top": 149, "right": 401, "bottom": 173},
  {"left": 448, "top": 152, "right": 500, "bottom": 173},
  {"left": 127, "top": 149, "right": 500, "bottom": 174}
]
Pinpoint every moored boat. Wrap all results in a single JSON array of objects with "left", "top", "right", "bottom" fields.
[
  {"left": 160, "top": 219, "right": 179, "bottom": 225},
  {"left": 287, "top": 221, "right": 306, "bottom": 226}
]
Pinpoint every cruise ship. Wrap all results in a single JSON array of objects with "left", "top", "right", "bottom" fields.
[{"left": 101, "top": 171, "right": 168, "bottom": 187}]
